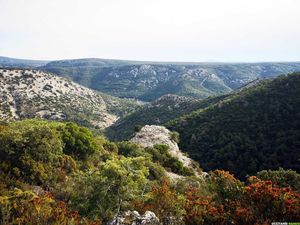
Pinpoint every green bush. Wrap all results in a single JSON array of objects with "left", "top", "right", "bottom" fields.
[
  {"left": 147, "top": 144, "right": 193, "bottom": 176},
  {"left": 0, "top": 120, "right": 67, "bottom": 184},
  {"left": 170, "top": 131, "right": 180, "bottom": 143},
  {"left": 103, "top": 142, "right": 118, "bottom": 153},
  {"left": 116, "top": 141, "right": 147, "bottom": 157},
  {"left": 69, "top": 156, "right": 149, "bottom": 221},
  {"left": 58, "top": 122, "right": 98, "bottom": 160}
]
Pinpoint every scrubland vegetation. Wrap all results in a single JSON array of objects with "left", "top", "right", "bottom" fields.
[{"left": 1, "top": 120, "right": 300, "bottom": 224}]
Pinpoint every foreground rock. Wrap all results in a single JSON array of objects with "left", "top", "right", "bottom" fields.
[
  {"left": 131, "top": 125, "right": 203, "bottom": 178},
  {"left": 131, "top": 125, "right": 193, "bottom": 168},
  {"left": 109, "top": 211, "right": 160, "bottom": 225}
]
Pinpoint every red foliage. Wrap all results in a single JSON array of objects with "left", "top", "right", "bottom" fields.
[
  {"left": 183, "top": 173, "right": 300, "bottom": 225},
  {"left": 184, "top": 187, "right": 225, "bottom": 225},
  {"left": 240, "top": 178, "right": 300, "bottom": 223},
  {"left": 132, "top": 180, "right": 184, "bottom": 222}
]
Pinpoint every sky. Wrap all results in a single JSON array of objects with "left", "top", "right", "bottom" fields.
[{"left": 0, "top": 0, "right": 300, "bottom": 62}]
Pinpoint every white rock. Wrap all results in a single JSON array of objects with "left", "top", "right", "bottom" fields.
[
  {"left": 131, "top": 125, "right": 193, "bottom": 169},
  {"left": 109, "top": 210, "right": 160, "bottom": 225}
]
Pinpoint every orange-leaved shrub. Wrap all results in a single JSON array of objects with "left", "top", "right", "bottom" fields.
[{"left": 0, "top": 189, "right": 101, "bottom": 225}]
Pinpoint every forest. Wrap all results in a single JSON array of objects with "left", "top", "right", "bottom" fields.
[{"left": 168, "top": 73, "right": 300, "bottom": 179}]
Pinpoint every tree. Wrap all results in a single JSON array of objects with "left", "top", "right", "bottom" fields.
[
  {"left": 58, "top": 122, "right": 98, "bottom": 160},
  {"left": 0, "top": 120, "right": 66, "bottom": 184},
  {"left": 71, "top": 156, "right": 149, "bottom": 221}
]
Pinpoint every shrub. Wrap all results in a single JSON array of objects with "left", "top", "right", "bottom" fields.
[
  {"left": 103, "top": 142, "right": 118, "bottom": 153},
  {"left": 184, "top": 187, "right": 225, "bottom": 225},
  {"left": 116, "top": 141, "right": 145, "bottom": 157},
  {"left": 0, "top": 189, "right": 101, "bottom": 225},
  {"left": 58, "top": 122, "right": 98, "bottom": 160},
  {"left": 256, "top": 168, "right": 300, "bottom": 192},
  {"left": 0, "top": 120, "right": 65, "bottom": 184},
  {"left": 138, "top": 180, "right": 185, "bottom": 224},
  {"left": 69, "top": 157, "right": 149, "bottom": 222},
  {"left": 170, "top": 131, "right": 180, "bottom": 143},
  {"left": 235, "top": 177, "right": 300, "bottom": 224}
]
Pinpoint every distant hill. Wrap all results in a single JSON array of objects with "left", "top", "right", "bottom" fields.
[
  {"left": 40, "top": 59, "right": 300, "bottom": 101},
  {"left": 0, "top": 68, "right": 140, "bottom": 128},
  {"left": 40, "top": 62, "right": 233, "bottom": 100},
  {"left": 167, "top": 73, "right": 300, "bottom": 178},
  {"left": 106, "top": 94, "right": 227, "bottom": 140},
  {"left": 0, "top": 56, "right": 49, "bottom": 68},
  {"left": 2, "top": 56, "right": 300, "bottom": 101}
]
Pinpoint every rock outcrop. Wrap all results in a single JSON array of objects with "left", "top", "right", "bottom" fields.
[
  {"left": 131, "top": 125, "right": 192, "bottom": 168},
  {"left": 131, "top": 125, "right": 203, "bottom": 178},
  {"left": 109, "top": 211, "right": 160, "bottom": 225}
]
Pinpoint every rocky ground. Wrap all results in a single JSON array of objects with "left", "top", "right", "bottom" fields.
[{"left": 0, "top": 69, "right": 138, "bottom": 128}]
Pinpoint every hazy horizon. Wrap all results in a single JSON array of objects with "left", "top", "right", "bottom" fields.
[
  {"left": 1, "top": 0, "right": 300, "bottom": 62},
  {"left": 2, "top": 55, "right": 300, "bottom": 64}
]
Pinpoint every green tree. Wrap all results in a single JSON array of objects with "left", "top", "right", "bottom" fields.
[
  {"left": 58, "top": 122, "right": 98, "bottom": 160},
  {"left": 0, "top": 120, "right": 65, "bottom": 184},
  {"left": 71, "top": 156, "right": 149, "bottom": 221}
]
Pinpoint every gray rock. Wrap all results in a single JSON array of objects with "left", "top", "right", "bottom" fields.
[
  {"left": 109, "top": 210, "right": 160, "bottom": 225},
  {"left": 131, "top": 125, "right": 192, "bottom": 168},
  {"left": 130, "top": 125, "right": 205, "bottom": 179},
  {"left": 31, "top": 185, "right": 46, "bottom": 196}
]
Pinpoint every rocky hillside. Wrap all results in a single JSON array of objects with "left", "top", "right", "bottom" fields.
[
  {"left": 167, "top": 72, "right": 300, "bottom": 179},
  {"left": 41, "top": 63, "right": 232, "bottom": 101},
  {"left": 39, "top": 59, "right": 300, "bottom": 101},
  {"left": 0, "top": 68, "right": 140, "bottom": 128}
]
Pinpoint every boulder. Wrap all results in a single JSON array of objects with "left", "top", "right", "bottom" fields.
[
  {"left": 131, "top": 125, "right": 192, "bottom": 168},
  {"left": 109, "top": 210, "right": 160, "bottom": 225}
]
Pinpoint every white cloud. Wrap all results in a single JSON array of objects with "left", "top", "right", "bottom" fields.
[{"left": 0, "top": 0, "right": 299, "bottom": 61}]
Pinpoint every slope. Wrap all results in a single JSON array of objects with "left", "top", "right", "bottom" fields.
[
  {"left": 167, "top": 73, "right": 300, "bottom": 178},
  {"left": 0, "top": 68, "right": 140, "bottom": 128}
]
